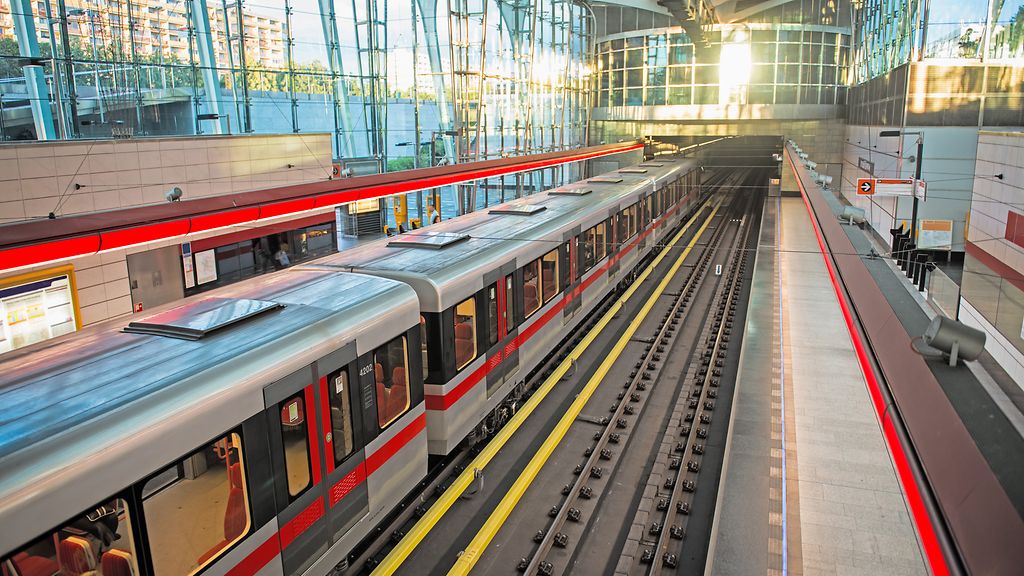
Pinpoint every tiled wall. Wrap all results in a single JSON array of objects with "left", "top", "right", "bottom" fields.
[
  {"left": 967, "top": 131, "right": 1024, "bottom": 268},
  {"left": 840, "top": 125, "right": 978, "bottom": 250},
  {"left": 0, "top": 133, "right": 336, "bottom": 334},
  {"left": 0, "top": 133, "right": 333, "bottom": 223},
  {"left": 961, "top": 130, "right": 1024, "bottom": 385}
]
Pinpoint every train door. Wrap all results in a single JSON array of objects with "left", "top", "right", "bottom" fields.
[
  {"left": 607, "top": 207, "right": 621, "bottom": 278},
  {"left": 315, "top": 344, "right": 370, "bottom": 546},
  {"left": 489, "top": 260, "right": 519, "bottom": 394},
  {"left": 263, "top": 367, "right": 330, "bottom": 576},
  {"left": 563, "top": 227, "right": 582, "bottom": 321}
]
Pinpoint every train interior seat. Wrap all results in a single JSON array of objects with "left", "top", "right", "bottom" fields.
[
  {"left": 9, "top": 553, "right": 59, "bottom": 576},
  {"left": 389, "top": 368, "right": 407, "bottom": 415},
  {"left": 99, "top": 550, "right": 135, "bottom": 576},
  {"left": 542, "top": 275, "right": 555, "bottom": 301},
  {"left": 57, "top": 536, "right": 95, "bottom": 576},
  {"left": 455, "top": 322, "right": 474, "bottom": 367},
  {"left": 196, "top": 466, "right": 247, "bottom": 567},
  {"left": 523, "top": 284, "right": 539, "bottom": 314}
]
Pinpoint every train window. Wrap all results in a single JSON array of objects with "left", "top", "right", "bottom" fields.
[
  {"left": 279, "top": 396, "right": 312, "bottom": 498},
  {"left": 454, "top": 297, "right": 477, "bottom": 370},
  {"left": 582, "top": 227, "right": 596, "bottom": 272},
  {"left": 505, "top": 274, "right": 516, "bottom": 332},
  {"left": 329, "top": 368, "right": 356, "bottom": 464},
  {"left": 541, "top": 249, "right": 559, "bottom": 303},
  {"left": 374, "top": 336, "right": 410, "bottom": 427},
  {"left": 486, "top": 285, "right": 499, "bottom": 347},
  {"left": 595, "top": 221, "right": 608, "bottom": 262},
  {"left": 142, "top": 433, "right": 250, "bottom": 575},
  {"left": 523, "top": 259, "right": 541, "bottom": 318},
  {"left": 2, "top": 499, "right": 140, "bottom": 576},
  {"left": 626, "top": 204, "right": 638, "bottom": 238}
]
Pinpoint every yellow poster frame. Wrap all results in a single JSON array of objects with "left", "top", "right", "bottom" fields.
[{"left": 0, "top": 264, "right": 83, "bottom": 331}]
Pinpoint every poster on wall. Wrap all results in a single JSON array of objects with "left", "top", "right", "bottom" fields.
[
  {"left": 195, "top": 250, "right": 218, "bottom": 285},
  {"left": 0, "top": 270, "right": 78, "bottom": 354},
  {"left": 182, "top": 256, "right": 196, "bottom": 289},
  {"left": 918, "top": 219, "right": 953, "bottom": 251}
]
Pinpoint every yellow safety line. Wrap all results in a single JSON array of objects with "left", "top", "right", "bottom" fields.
[
  {"left": 371, "top": 199, "right": 719, "bottom": 576},
  {"left": 448, "top": 203, "right": 722, "bottom": 575}
]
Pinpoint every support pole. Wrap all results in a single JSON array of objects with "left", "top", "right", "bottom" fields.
[
  {"left": 190, "top": 0, "right": 227, "bottom": 134},
  {"left": 11, "top": 0, "right": 57, "bottom": 139},
  {"left": 317, "top": 0, "right": 356, "bottom": 157}
]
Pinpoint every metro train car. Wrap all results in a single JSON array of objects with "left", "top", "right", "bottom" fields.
[
  {"left": 311, "top": 155, "right": 704, "bottom": 455},
  {"left": 0, "top": 271, "right": 426, "bottom": 576},
  {"left": 0, "top": 154, "right": 704, "bottom": 576}
]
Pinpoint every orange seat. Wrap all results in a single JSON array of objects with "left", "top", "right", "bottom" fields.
[
  {"left": 454, "top": 322, "right": 475, "bottom": 368},
  {"left": 101, "top": 550, "right": 135, "bottom": 576},
  {"left": 10, "top": 553, "right": 58, "bottom": 576},
  {"left": 523, "top": 283, "right": 539, "bottom": 314},
  {"left": 197, "top": 486, "right": 247, "bottom": 566},
  {"left": 542, "top": 277, "right": 556, "bottom": 301},
  {"left": 58, "top": 536, "right": 95, "bottom": 576},
  {"left": 228, "top": 463, "right": 243, "bottom": 490},
  {"left": 388, "top": 368, "right": 408, "bottom": 417}
]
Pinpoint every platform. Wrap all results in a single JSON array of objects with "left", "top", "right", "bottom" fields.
[{"left": 706, "top": 197, "right": 928, "bottom": 576}]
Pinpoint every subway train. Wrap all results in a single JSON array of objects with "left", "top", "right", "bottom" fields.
[{"left": 0, "top": 154, "right": 704, "bottom": 576}]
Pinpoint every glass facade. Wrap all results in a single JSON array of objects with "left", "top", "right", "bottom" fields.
[
  {"left": 594, "top": 25, "right": 851, "bottom": 108},
  {"left": 0, "top": 0, "right": 592, "bottom": 168},
  {"left": 853, "top": 0, "right": 1024, "bottom": 82}
]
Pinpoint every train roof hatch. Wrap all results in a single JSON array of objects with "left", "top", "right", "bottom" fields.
[
  {"left": 550, "top": 188, "right": 593, "bottom": 196},
  {"left": 618, "top": 168, "right": 649, "bottom": 174},
  {"left": 489, "top": 204, "right": 547, "bottom": 216},
  {"left": 388, "top": 231, "right": 471, "bottom": 250},
  {"left": 588, "top": 176, "right": 624, "bottom": 184},
  {"left": 124, "top": 298, "right": 284, "bottom": 340}
]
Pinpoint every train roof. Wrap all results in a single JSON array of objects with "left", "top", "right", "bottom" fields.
[
  {"left": 0, "top": 270, "right": 418, "bottom": 464},
  {"left": 310, "top": 156, "right": 700, "bottom": 310}
]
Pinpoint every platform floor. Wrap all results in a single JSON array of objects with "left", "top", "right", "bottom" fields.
[{"left": 706, "top": 197, "right": 927, "bottom": 576}]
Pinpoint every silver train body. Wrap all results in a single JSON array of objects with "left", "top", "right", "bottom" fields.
[{"left": 0, "top": 155, "right": 702, "bottom": 576}]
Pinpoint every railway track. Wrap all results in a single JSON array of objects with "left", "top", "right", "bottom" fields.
[
  {"left": 518, "top": 186, "right": 746, "bottom": 576},
  {"left": 359, "top": 170, "right": 763, "bottom": 576},
  {"left": 624, "top": 185, "right": 759, "bottom": 575}
]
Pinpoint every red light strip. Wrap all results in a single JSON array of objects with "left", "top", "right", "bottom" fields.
[
  {"left": 786, "top": 150, "right": 949, "bottom": 576},
  {"left": 0, "top": 144, "right": 641, "bottom": 275}
]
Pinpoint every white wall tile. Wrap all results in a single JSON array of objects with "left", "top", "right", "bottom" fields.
[
  {"left": 138, "top": 150, "right": 163, "bottom": 169},
  {"left": 0, "top": 158, "right": 21, "bottom": 181},
  {"left": 103, "top": 278, "right": 131, "bottom": 300},
  {"left": 108, "top": 295, "right": 134, "bottom": 317},
  {"left": 23, "top": 197, "right": 57, "bottom": 219},
  {"left": 19, "top": 156, "right": 56, "bottom": 179},
  {"left": 78, "top": 284, "right": 107, "bottom": 307},
  {"left": 60, "top": 193, "right": 96, "bottom": 215},
  {"left": 79, "top": 302, "right": 109, "bottom": 326},
  {"left": 114, "top": 152, "right": 141, "bottom": 171},
  {"left": 101, "top": 260, "right": 129, "bottom": 283},
  {"left": 0, "top": 179, "right": 22, "bottom": 203},
  {"left": 0, "top": 200, "right": 25, "bottom": 222},
  {"left": 161, "top": 149, "right": 186, "bottom": 167},
  {"left": 74, "top": 266, "right": 104, "bottom": 289},
  {"left": 94, "top": 190, "right": 120, "bottom": 211}
]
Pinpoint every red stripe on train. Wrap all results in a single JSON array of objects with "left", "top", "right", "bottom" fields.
[
  {"left": 422, "top": 200, "right": 684, "bottom": 411},
  {"left": 279, "top": 499, "right": 325, "bottom": 550},
  {"left": 225, "top": 533, "right": 281, "bottom": 576},
  {"left": 228, "top": 411, "right": 426, "bottom": 573},
  {"left": 366, "top": 412, "right": 427, "bottom": 474},
  {"left": 329, "top": 463, "right": 368, "bottom": 508}
]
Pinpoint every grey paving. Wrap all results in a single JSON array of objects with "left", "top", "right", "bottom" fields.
[{"left": 706, "top": 198, "right": 927, "bottom": 576}]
